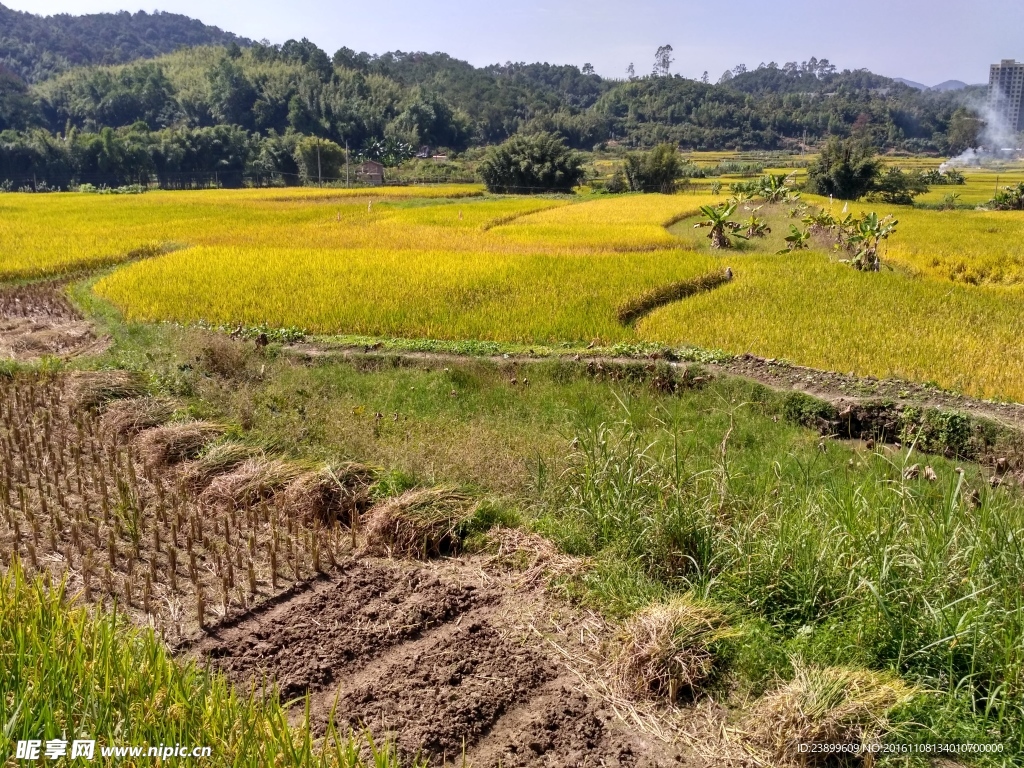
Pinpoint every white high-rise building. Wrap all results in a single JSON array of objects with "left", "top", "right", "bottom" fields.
[{"left": 989, "top": 59, "right": 1024, "bottom": 136}]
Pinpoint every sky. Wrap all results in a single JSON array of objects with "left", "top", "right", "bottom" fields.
[{"left": 6, "top": 0, "right": 1023, "bottom": 85}]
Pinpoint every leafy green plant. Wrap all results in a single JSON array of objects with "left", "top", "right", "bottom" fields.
[
  {"left": 987, "top": 182, "right": 1024, "bottom": 211},
  {"left": 777, "top": 225, "right": 811, "bottom": 254},
  {"left": 694, "top": 202, "right": 744, "bottom": 248},
  {"left": 742, "top": 215, "right": 771, "bottom": 238},
  {"left": 847, "top": 212, "right": 898, "bottom": 271}
]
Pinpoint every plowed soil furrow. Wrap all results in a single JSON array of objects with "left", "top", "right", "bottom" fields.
[
  {"left": 195, "top": 561, "right": 485, "bottom": 699},
  {"left": 194, "top": 558, "right": 689, "bottom": 766},
  {"left": 464, "top": 678, "right": 670, "bottom": 768},
  {"left": 330, "top": 616, "right": 552, "bottom": 761}
]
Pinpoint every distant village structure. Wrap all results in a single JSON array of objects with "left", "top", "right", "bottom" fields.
[
  {"left": 989, "top": 59, "right": 1024, "bottom": 135},
  {"left": 356, "top": 160, "right": 384, "bottom": 186}
]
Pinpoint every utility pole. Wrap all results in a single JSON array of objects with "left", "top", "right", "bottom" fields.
[
  {"left": 345, "top": 140, "right": 350, "bottom": 187},
  {"left": 316, "top": 138, "right": 322, "bottom": 188}
]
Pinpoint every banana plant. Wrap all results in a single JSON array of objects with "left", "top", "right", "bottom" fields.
[
  {"left": 802, "top": 209, "right": 836, "bottom": 233},
  {"left": 758, "top": 173, "right": 800, "bottom": 203},
  {"left": 694, "top": 202, "right": 744, "bottom": 248},
  {"left": 742, "top": 215, "right": 771, "bottom": 238},
  {"left": 777, "top": 225, "right": 812, "bottom": 254},
  {"left": 848, "top": 212, "right": 898, "bottom": 271}
]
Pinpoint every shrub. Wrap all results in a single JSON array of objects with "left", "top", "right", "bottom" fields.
[
  {"left": 478, "top": 132, "right": 584, "bottom": 194},
  {"left": 622, "top": 143, "right": 685, "bottom": 194},
  {"left": 806, "top": 136, "right": 880, "bottom": 201}
]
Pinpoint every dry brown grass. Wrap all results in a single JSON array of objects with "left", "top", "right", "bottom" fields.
[
  {"left": 742, "top": 663, "right": 915, "bottom": 765},
  {"left": 361, "top": 487, "right": 477, "bottom": 559},
  {"left": 100, "top": 397, "right": 178, "bottom": 438},
  {"left": 65, "top": 370, "right": 146, "bottom": 411},
  {"left": 179, "top": 441, "right": 258, "bottom": 491},
  {"left": 485, "top": 527, "right": 588, "bottom": 587},
  {"left": 611, "top": 596, "right": 732, "bottom": 703},
  {"left": 136, "top": 421, "right": 225, "bottom": 467},
  {"left": 280, "top": 463, "right": 376, "bottom": 525},
  {"left": 200, "top": 456, "right": 303, "bottom": 508}
]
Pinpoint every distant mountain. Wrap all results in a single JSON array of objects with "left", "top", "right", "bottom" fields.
[
  {"left": 931, "top": 80, "right": 972, "bottom": 92},
  {"left": 0, "top": 2, "right": 250, "bottom": 82},
  {"left": 893, "top": 77, "right": 929, "bottom": 90},
  {"left": 892, "top": 77, "right": 981, "bottom": 92}
]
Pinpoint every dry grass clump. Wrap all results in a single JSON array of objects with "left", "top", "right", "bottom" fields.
[
  {"left": 179, "top": 441, "right": 257, "bottom": 491},
  {"left": 66, "top": 369, "right": 146, "bottom": 411},
  {"left": 200, "top": 456, "right": 303, "bottom": 508},
  {"left": 136, "top": 421, "right": 225, "bottom": 467},
  {"left": 485, "top": 527, "right": 587, "bottom": 586},
  {"left": 742, "top": 663, "right": 915, "bottom": 765},
  {"left": 361, "top": 487, "right": 477, "bottom": 559},
  {"left": 281, "top": 463, "right": 375, "bottom": 525},
  {"left": 611, "top": 596, "right": 732, "bottom": 703},
  {"left": 100, "top": 396, "right": 178, "bottom": 437},
  {"left": 195, "top": 334, "right": 252, "bottom": 379}
]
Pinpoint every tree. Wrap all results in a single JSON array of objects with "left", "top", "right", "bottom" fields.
[
  {"left": 653, "top": 45, "right": 674, "bottom": 77},
  {"left": 622, "top": 143, "right": 684, "bottom": 193},
  {"left": 871, "top": 167, "right": 929, "bottom": 205},
  {"left": 582, "top": 63, "right": 595, "bottom": 75},
  {"left": 478, "top": 132, "right": 584, "bottom": 194},
  {"left": 293, "top": 136, "right": 345, "bottom": 184},
  {"left": 626, "top": 63, "right": 636, "bottom": 80},
  {"left": 806, "top": 136, "right": 880, "bottom": 200},
  {"left": 947, "top": 107, "right": 981, "bottom": 154}
]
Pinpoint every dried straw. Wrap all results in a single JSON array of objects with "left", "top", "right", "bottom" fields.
[
  {"left": 179, "top": 442, "right": 255, "bottom": 491},
  {"left": 137, "top": 421, "right": 225, "bottom": 467},
  {"left": 741, "top": 662, "right": 915, "bottom": 765},
  {"left": 361, "top": 487, "right": 476, "bottom": 559},
  {"left": 66, "top": 370, "right": 146, "bottom": 411},
  {"left": 200, "top": 457, "right": 303, "bottom": 508},
  {"left": 611, "top": 595, "right": 732, "bottom": 703},
  {"left": 100, "top": 397, "right": 177, "bottom": 437},
  {"left": 280, "top": 462, "right": 375, "bottom": 525}
]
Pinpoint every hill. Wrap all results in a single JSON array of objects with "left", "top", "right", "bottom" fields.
[
  {"left": 893, "top": 77, "right": 981, "bottom": 92},
  {"left": 0, "top": 2, "right": 249, "bottom": 82}
]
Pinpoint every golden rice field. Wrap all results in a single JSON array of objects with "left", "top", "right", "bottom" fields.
[{"left": 4, "top": 182, "right": 1024, "bottom": 400}]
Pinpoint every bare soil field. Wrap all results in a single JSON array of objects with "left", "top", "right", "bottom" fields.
[
  {"left": 0, "top": 283, "right": 108, "bottom": 360},
  {"left": 191, "top": 557, "right": 688, "bottom": 766}
]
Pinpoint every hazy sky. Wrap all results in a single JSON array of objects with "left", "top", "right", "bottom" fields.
[{"left": 6, "top": 0, "right": 1022, "bottom": 85}]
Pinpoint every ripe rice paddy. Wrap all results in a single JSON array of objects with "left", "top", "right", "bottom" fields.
[{"left": 4, "top": 183, "right": 1024, "bottom": 400}]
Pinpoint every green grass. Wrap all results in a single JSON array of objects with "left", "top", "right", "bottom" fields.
[
  {"left": 531, "top": 401, "right": 1024, "bottom": 757},
  {"left": 0, "top": 563, "right": 412, "bottom": 767}
]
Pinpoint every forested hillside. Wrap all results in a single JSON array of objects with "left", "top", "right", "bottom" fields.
[
  {"left": 0, "top": 6, "right": 982, "bottom": 188},
  {"left": 0, "top": 2, "right": 248, "bottom": 82}
]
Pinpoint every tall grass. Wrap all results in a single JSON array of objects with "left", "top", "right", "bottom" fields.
[
  {"left": 0, "top": 562, "right": 412, "bottom": 767},
  {"left": 537, "top": 407, "right": 1024, "bottom": 750}
]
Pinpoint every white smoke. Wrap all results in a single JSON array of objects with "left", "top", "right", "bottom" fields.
[{"left": 940, "top": 83, "right": 1022, "bottom": 171}]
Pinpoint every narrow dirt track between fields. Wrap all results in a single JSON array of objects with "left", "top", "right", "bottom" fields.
[
  {"left": 284, "top": 342, "right": 1024, "bottom": 432},
  {"left": 190, "top": 556, "right": 693, "bottom": 767}
]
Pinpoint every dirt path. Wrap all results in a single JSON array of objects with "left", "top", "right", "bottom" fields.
[
  {"left": 284, "top": 342, "right": 1024, "bottom": 430},
  {"left": 189, "top": 556, "right": 690, "bottom": 767},
  {"left": 0, "top": 283, "right": 109, "bottom": 360}
]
